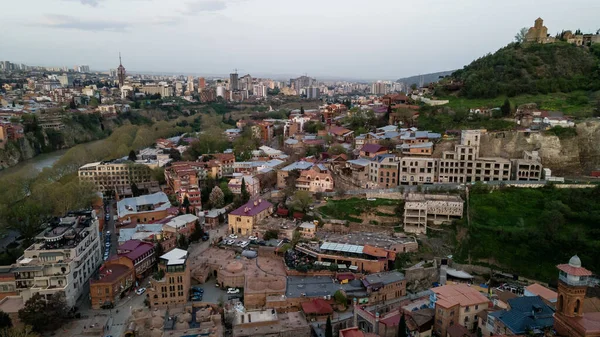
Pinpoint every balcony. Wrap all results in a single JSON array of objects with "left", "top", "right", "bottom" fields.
[{"left": 559, "top": 274, "right": 589, "bottom": 286}]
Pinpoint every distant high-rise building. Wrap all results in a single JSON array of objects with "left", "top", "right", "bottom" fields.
[
  {"left": 187, "top": 76, "right": 194, "bottom": 93},
  {"left": 306, "top": 86, "right": 319, "bottom": 99},
  {"left": 371, "top": 81, "right": 389, "bottom": 95},
  {"left": 230, "top": 72, "right": 239, "bottom": 91},
  {"left": 253, "top": 84, "right": 267, "bottom": 98},
  {"left": 198, "top": 77, "right": 206, "bottom": 90},
  {"left": 117, "top": 53, "right": 126, "bottom": 88},
  {"left": 78, "top": 65, "right": 90, "bottom": 73},
  {"left": 109, "top": 69, "right": 117, "bottom": 77},
  {"left": 290, "top": 75, "right": 316, "bottom": 92}
]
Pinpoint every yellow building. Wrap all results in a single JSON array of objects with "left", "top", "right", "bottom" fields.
[{"left": 228, "top": 199, "right": 273, "bottom": 236}]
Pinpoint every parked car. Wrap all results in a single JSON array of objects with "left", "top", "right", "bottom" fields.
[
  {"left": 202, "top": 235, "right": 209, "bottom": 241},
  {"left": 191, "top": 295, "right": 202, "bottom": 301},
  {"left": 105, "top": 242, "right": 111, "bottom": 247},
  {"left": 191, "top": 286, "right": 204, "bottom": 294},
  {"left": 239, "top": 241, "right": 249, "bottom": 248},
  {"left": 227, "top": 288, "right": 240, "bottom": 294},
  {"left": 229, "top": 234, "right": 238, "bottom": 239},
  {"left": 106, "top": 231, "right": 111, "bottom": 235},
  {"left": 135, "top": 287, "right": 146, "bottom": 295},
  {"left": 248, "top": 236, "right": 258, "bottom": 241},
  {"left": 226, "top": 239, "right": 235, "bottom": 245}
]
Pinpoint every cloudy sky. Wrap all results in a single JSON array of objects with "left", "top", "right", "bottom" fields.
[{"left": 1, "top": 0, "right": 599, "bottom": 80}]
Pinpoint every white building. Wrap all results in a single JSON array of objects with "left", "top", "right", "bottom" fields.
[{"left": 0, "top": 210, "right": 103, "bottom": 308}]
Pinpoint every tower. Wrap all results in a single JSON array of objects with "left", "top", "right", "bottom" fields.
[
  {"left": 230, "top": 71, "right": 239, "bottom": 91},
  {"left": 556, "top": 255, "right": 591, "bottom": 318},
  {"left": 117, "top": 52, "right": 126, "bottom": 88}
]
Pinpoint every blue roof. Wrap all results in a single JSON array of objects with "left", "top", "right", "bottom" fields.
[
  {"left": 372, "top": 153, "right": 395, "bottom": 163},
  {"left": 281, "top": 161, "right": 314, "bottom": 171},
  {"left": 496, "top": 296, "right": 554, "bottom": 334}
]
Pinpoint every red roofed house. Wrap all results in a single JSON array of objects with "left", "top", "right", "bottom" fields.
[
  {"left": 339, "top": 327, "right": 380, "bottom": 337},
  {"left": 117, "top": 239, "right": 156, "bottom": 279},
  {"left": 554, "top": 255, "right": 600, "bottom": 337},
  {"left": 431, "top": 284, "right": 490, "bottom": 337},
  {"left": 360, "top": 144, "right": 388, "bottom": 159},
  {"left": 327, "top": 125, "right": 354, "bottom": 143},
  {"left": 301, "top": 298, "right": 333, "bottom": 320},
  {"left": 89, "top": 256, "right": 135, "bottom": 309},
  {"left": 296, "top": 166, "right": 334, "bottom": 193},
  {"left": 228, "top": 198, "right": 273, "bottom": 236}
]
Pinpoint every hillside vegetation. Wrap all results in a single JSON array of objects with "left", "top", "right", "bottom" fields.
[
  {"left": 450, "top": 42, "right": 600, "bottom": 98},
  {"left": 456, "top": 185, "right": 600, "bottom": 282}
]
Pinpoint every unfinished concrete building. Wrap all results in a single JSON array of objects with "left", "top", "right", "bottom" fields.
[{"left": 403, "top": 194, "right": 464, "bottom": 234}]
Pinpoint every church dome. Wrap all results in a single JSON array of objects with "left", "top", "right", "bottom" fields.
[{"left": 569, "top": 255, "right": 582, "bottom": 268}]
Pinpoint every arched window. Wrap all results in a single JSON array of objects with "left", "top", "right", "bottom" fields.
[
  {"left": 575, "top": 299, "right": 581, "bottom": 314},
  {"left": 557, "top": 295, "right": 564, "bottom": 313}
]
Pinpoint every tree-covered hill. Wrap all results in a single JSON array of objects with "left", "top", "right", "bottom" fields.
[{"left": 450, "top": 42, "right": 600, "bottom": 98}]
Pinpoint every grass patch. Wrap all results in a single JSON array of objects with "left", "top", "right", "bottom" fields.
[
  {"left": 456, "top": 186, "right": 600, "bottom": 282},
  {"left": 319, "top": 198, "right": 400, "bottom": 223}
]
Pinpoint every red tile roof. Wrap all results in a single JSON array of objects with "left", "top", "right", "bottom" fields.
[
  {"left": 301, "top": 299, "right": 333, "bottom": 315},
  {"left": 557, "top": 264, "right": 592, "bottom": 276}
]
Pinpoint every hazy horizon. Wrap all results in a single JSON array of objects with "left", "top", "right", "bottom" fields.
[{"left": 1, "top": 0, "right": 599, "bottom": 80}]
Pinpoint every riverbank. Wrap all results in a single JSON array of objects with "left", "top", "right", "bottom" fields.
[{"left": 0, "top": 149, "right": 67, "bottom": 179}]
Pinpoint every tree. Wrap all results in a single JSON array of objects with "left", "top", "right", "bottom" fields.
[
  {"left": 328, "top": 144, "right": 347, "bottom": 155},
  {"left": 128, "top": 150, "right": 137, "bottom": 161},
  {"left": 333, "top": 290, "right": 347, "bottom": 305},
  {"left": 182, "top": 196, "right": 191, "bottom": 214},
  {"left": 177, "top": 234, "right": 188, "bottom": 249},
  {"left": 189, "top": 220, "right": 205, "bottom": 242},
  {"left": 263, "top": 229, "right": 280, "bottom": 240},
  {"left": 325, "top": 316, "right": 333, "bottom": 337},
  {"left": 397, "top": 313, "right": 408, "bottom": 337},
  {"left": 154, "top": 242, "right": 164, "bottom": 263},
  {"left": 240, "top": 178, "right": 250, "bottom": 203},
  {"left": 300, "top": 106, "right": 305, "bottom": 115},
  {"left": 0, "top": 311, "right": 12, "bottom": 329},
  {"left": 68, "top": 98, "right": 77, "bottom": 110},
  {"left": 0, "top": 326, "right": 39, "bottom": 337},
  {"left": 515, "top": 27, "right": 529, "bottom": 43},
  {"left": 18, "top": 292, "right": 68, "bottom": 333},
  {"left": 501, "top": 98, "right": 511, "bottom": 117},
  {"left": 131, "top": 183, "right": 141, "bottom": 197},
  {"left": 209, "top": 186, "right": 225, "bottom": 209},
  {"left": 292, "top": 190, "right": 313, "bottom": 213}
]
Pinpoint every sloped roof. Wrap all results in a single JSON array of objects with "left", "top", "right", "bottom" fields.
[
  {"left": 229, "top": 198, "right": 273, "bottom": 216},
  {"left": 301, "top": 298, "right": 333, "bottom": 315},
  {"left": 496, "top": 296, "right": 554, "bottom": 334},
  {"left": 432, "top": 284, "right": 489, "bottom": 308},
  {"left": 525, "top": 283, "right": 557, "bottom": 302},
  {"left": 360, "top": 144, "right": 386, "bottom": 153}
]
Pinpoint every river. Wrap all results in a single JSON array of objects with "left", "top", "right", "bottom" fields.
[{"left": 0, "top": 149, "right": 68, "bottom": 179}]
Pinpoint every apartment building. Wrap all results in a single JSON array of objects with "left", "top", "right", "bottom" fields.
[
  {"left": 512, "top": 151, "right": 543, "bottom": 181},
  {"left": 148, "top": 248, "right": 189, "bottom": 308},
  {"left": 116, "top": 240, "right": 156, "bottom": 279},
  {"left": 78, "top": 160, "right": 153, "bottom": 192},
  {"left": 141, "top": 84, "right": 173, "bottom": 97},
  {"left": 89, "top": 256, "right": 135, "bottom": 309},
  {"left": 403, "top": 193, "right": 464, "bottom": 234},
  {"left": 368, "top": 154, "right": 401, "bottom": 188},
  {"left": 399, "top": 157, "right": 437, "bottom": 185},
  {"left": 430, "top": 284, "right": 490, "bottom": 337},
  {"left": 116, "top": 192, "right": 171, "bottom": 224},
  {"left": 228, "top": 198, "right": 273, "bottom": 236},
  {"left": 363, "top": 271, "right": 407, "bottom": 304},
  {"left": 2, "top": 211, "right": 103, "bottom": 308},
  {"left": 228, "top": 174, "right": 260, "bottom": 196},
  {"left": 296, "top": 165, "right": 334, "bottom": 193}
]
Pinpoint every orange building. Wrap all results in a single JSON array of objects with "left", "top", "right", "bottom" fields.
[
  {"left": 89, "top": 257, "right": 135, "bottom": 309},
  {"left": 148, "top": 248, "right": 190, "bottom": 308}
]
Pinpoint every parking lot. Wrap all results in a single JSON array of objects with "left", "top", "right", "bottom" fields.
[{"left": 191, "top": 278, "right": 232, "bottom": 304}]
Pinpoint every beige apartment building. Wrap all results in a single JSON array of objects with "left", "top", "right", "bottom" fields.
[
  {"left": 404, "top": 193, "right": 464, "bottom": 234},
  {"left": 399, "top": 157, "right": 437, "bottom": 185},
  {"left": 368, "top": 154, "right": 401, "bottom": 188},
  {"left": 78, "top": 160, "right": 153, "bottom": 192},
  {"left": 431, "top": 284, "right": 490, "bottom": 337},
  {"left": 512, "top": 151, "right": 543, "bottom": 181},
  {"left": 148, "top": 248, "right": 190, "bottom": 308}
]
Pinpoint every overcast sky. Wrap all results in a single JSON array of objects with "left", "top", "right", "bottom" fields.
[{"left": 1, "top": 0, "right": 599, "bottom": 80}]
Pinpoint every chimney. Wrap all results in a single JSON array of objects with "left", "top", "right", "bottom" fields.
[{"left": 258, "top": 198, "right": 262, "bottom": 203}]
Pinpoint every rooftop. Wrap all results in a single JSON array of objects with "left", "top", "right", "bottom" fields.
[
  {"left": 117, "top": 192, "right": 171, "bottom": 218},
  {"left": 160, "top": 248, "right": 187, "bottom": 266},
  {"left": 229, "top": 198, "right": 273, "bottom": 217},
  {"left": 285, "top": 276, "right": 362, "bottom": 298},
  {"left": 363, "top": 271, "right": 405, "bottom": 287},
  {"left": 525, "top": 283, "right": 557, "bottom": 302},
  {"left": 281, "top": 161, "right": 314, "bottom": 171},
  {"left": 432, "top": 283, "right": 489, "bottom": 308},
  {"left": 496, "top": 296, "right": 555, "bottom": 334},
  {"left": 92, "top": 263, "right": 132, "bottom": 284}
]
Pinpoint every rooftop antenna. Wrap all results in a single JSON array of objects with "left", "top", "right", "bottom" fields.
[{"left": 119, "top": 52, "right": 122, "bottom": 66}]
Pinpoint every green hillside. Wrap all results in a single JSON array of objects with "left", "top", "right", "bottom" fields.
[
  {"left": 455, "top": 185, "right": 600, "bottom": 282},
  {"left": 449, "top": 42, "right": 600, "bottom": 98}
]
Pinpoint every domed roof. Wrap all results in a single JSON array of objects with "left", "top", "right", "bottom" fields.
[
  {"left": 182, "top": 312, "right": 192, "bottom": 323},
  {"left": 225, "top": 261, "right": 244, "bottom": 273},
  {"left": 151, "top": 316, "right": 164, "bottom": 328},
  {"left": 569, "top": 255, "right": 582, "bottom": 268}
]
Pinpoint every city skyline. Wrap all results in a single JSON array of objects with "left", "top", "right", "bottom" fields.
[{"left": 1, "top": 0, "right": 599, "bottom": 80}]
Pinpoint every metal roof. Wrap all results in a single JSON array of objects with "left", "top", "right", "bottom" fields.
[{"left": 320, "top": 242, "right": 363, "bottom": 254}]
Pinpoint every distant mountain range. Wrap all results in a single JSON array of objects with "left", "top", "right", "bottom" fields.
[{"left": 396, "top": 70, "right": 455, "bottom": 86}]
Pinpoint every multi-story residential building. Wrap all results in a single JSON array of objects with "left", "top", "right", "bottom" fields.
[
  {"left": 487, "top": 296, "right": 554, "bottom": 336},
  {"left": 148, "top": 248, "right": 189, "bottom": 308},
  {"left": 116, "top": 240, "right": 156, "bottom": 279},
  {"left": 89, "top": 256, "right": 135, "bottom": 309},
  {"left": 359, "top": 144, "right": 388, "bottom": 159},
  {"left": 228, "top": 174, "right": 260, "bottom": 196},
  {"left": 116, "top": 192, "right": 171, "bottom": 224},
  {"left": 430, "top": 284, "right": 490, "bottom": 337},
  {"left": 277, "top": 161, "right": 314, "bottom": 189},
  {"left": 141, "top": 84, "right": 173, "bottom": 97},
  {"left": 369, "top": 154, "right": 401, "bottom": 188},
  {"left": 2, "top": 210, "right": 103, "bottom": 308},
  {"left": 403, "top": 194, "right": 464, "bottom": 234},
  {"left": 512, "top": 150, "right": 543, "bottom": 181},
  {"left": 296, "top": 165, "right": 334, "bottom": 193},
  {"left": 399, "top": 157, "right": 437, "bottom": 185},
  {"left": 363, "top": 271, "right": 406, "bottom": 304},
  {"left": 228, "top": 198, "right": 273, "bottom": 236},
  {"left": 78, "top": 160, "right": 154, "bottom": 193}
]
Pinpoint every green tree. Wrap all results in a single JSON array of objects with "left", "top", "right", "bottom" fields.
[
  {"left": 131, "top": 183, "right": 141, "bottom": 197},
  {"left": 263, "top": 229, "right": 280, "bottom": 241},
  {"left": 397, "top": 313, "right": 408, "bottom": 337},
  {"left": 300, "top": 106, "right": 305, "bottom": 115},
  {"left": 240, "top": 178, "right": 250, "bottom": 203},
  {"left": 0, "top": 310, "right": 12, "bottom": 329},
  {"left": 292, "top": 190, "right": 312, "bottom": 213},
  {"left": 182, "top": 196, "right": 191, "bottom": 214},
  {"left": 128, "top": 150, "right": 137, "bottom": 161},
  {"left": 189, "top": 220, "right": 205, "bottom": 242},
  {"left": 154, "top": 242, "right": 164, "bottom": 263},
  {"left": 515, "top": 27, "right": 528, "bottom": 43},
  {"left": 325, "top": 316, "right": 333, "bottom": 337},
  {"left": 177, "top": 234, "right": 189, "bottom": 249},
  {"left": 328, "top": 144, "right": 347, "bottom": 155},
  {"left": 18, "top": 292, "right": 68, "bottom": 333},
  {"left": 333, "top": 290, "right": 347, "bottom": 305},
  {"left": 501, "top": 98, "right": 511, "bottom": 117}
]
